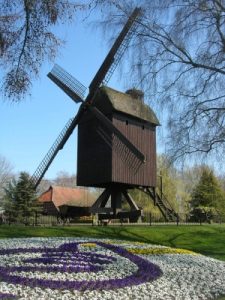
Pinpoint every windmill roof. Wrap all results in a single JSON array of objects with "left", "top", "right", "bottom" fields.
[
  {"left": 38, "top": 186, "right": 95, "bottom": 208},
  {"left": 93, "top": 86, "right": 160, "bottom": 125}
]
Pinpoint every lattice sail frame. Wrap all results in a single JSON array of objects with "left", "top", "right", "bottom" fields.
[{"left": 48, "top": 64, "right": 86, "bottom": 103}]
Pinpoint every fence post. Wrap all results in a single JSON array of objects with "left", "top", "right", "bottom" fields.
[
  {"left": 149, "top": 212, "right": 152, "bottom": 226},
  {"left": 35, "top": 211, "right": 38, "bottom": 226}
]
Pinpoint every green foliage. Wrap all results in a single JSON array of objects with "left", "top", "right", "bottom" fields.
[
  {"left": 128, "top": 188, "right": 161, "bottom": 219},
  {"left": 3, "top": 172, "right": 40, "bottom": 225},
  {"left": 174, "top": 175, "right": 191, "bottom": 214},
  {"left": 157, "top": 155, "right": 178, "bottom": 211},
  {"left": 128, "top": 157, "right": 225, "bottom": 223},
  {"left": 177, "top": 166, "right": 206, "bottom": 213},
  {"left": 190, "top": 167, "right": 225, "bottom": 221}
]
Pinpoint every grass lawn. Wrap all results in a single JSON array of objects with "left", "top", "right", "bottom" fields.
[{"left": 0, "top": 224, "right": 225, "bottom": 261}]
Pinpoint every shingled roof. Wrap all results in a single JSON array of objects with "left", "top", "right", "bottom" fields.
[
  {"left": 38, "top": 186, "right": 95, "bottom": 209},
  {"left": 93, "top": 86, "right": 160, "bottom": 125}
]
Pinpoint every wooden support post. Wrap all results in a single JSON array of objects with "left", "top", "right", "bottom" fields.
[
  {"left": 111, "top": 187, "right": 122, "bottom": 216},
  {"left": 90, "top": 187, "right": 111, "bottom": 214},
  {"left": 122, "top": 190, "right": 139, "bottom": 210}
]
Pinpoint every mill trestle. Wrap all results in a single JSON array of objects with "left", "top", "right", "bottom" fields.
[{"left": 90, "top": 184, "right": 142, "bottom": 223}]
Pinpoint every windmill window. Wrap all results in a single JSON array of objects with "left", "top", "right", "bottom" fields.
[{"left": 126, "top": 120, "right": 129, "bottom": 125}]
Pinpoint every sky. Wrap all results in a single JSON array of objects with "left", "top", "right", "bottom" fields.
[{"left": 0, "top": 10, "right": 165, "bottom": 181}]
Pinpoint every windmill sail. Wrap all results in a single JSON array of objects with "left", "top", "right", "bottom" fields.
[
  {"left": 30, "top": 113, "right": 82, "bottom": 189},
  {"left": 48, "top": 64, "right": 86, "bottom": 103},
  {"left": 88, "top": 7, "right": 141, "bottom": 96},
  {"left": 97, "top": 125, "right": 143, "bottom": 172},
  {"left": 89, "top": 105, "right": 145, "bottom": 165}
]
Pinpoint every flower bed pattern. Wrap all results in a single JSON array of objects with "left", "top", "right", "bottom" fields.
[{"left": 0, "top": 238, "right": 224, "bottom": 299}]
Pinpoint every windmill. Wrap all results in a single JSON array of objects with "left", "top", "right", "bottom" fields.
[{"left": 30, "top": 7, "right": 178, "bottom": 222}]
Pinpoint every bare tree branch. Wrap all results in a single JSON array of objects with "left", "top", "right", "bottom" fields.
[
  {"left": 92, "top": 0, "right": 225, "bottom": 164},
  {"left": 0, "top": 0, "right": 87, "bottom": 101}
]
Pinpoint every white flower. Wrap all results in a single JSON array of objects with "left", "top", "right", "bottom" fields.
[{"left": 0, "top": 237, "right": 224, "bottom": 299}]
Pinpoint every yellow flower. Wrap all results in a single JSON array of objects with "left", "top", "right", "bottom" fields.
[
  {"left": 80, "top": 243, "right": 97, "bottom": 248},
  {"left": 106, "top": 240, "right": 145, "bottom": 245},
  {"left": 128, "top": 247, "right": 197, "bottom": 255}
]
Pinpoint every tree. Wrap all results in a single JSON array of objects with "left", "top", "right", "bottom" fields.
[
  {"left": 3, "top": 177, "right": 18, "bottom": 223},
  {"left": 190, "top": 166, "right": 225, "bottom": 221},
  {"left": 175, "top": 165, "right": 209, "bottom": 214},
  {"left": 129, "top": 188, "right": 161, "bottom": 219},
  {"left": 93, "top": 0, "right": 225, "bottom": 163},
  {"left": 0, "top": 0, "right": 86, "bottom": 101},
  {"left": 3, "top": 172, "right": 40, "bottom": 224},
  {"left": 53, "top": 171, "right": 77, "bottom": 187},
  {"left": 157, "top": 154, "right": 178, "bottom": 211},
  {"left": 0, "top": 154, "right": 14, "bottom": 203}
]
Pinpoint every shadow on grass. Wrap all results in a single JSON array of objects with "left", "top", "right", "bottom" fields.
[{"left": 0, "top": 224, "right": 225, "bottom": 261}]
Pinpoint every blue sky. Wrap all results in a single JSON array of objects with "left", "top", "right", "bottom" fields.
[{"left": 0, "top": 12, "right": 165, "bottom": 180}]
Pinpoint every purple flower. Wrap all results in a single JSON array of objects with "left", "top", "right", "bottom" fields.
[
  {"left": 0, "top": 241, "right": 162, "bottom": 291},
  {"left": 0, "top": 292, "right": 17, "bottom": 299}
]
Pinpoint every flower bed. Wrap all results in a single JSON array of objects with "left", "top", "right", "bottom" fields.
[{"left": 0, "top": 238, "right": 224, "bottom": 299}]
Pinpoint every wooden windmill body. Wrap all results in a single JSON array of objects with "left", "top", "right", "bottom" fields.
[
  {"left": 77, "top": 86, "right": 159, "bottom": 188},
  {"left": 77, "top": 87, "right": 159, "bottom": 221}
]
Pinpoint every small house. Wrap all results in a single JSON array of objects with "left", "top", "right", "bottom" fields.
[{"left": 38, "top": 186, "right": 95, "bottom": 217}]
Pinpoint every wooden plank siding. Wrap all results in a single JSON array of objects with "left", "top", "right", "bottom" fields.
[
  {"left": 77, "top": 112, "right": 157, "bottom": 188},
  {"left": 76, "top": 86, "right": 159, "bottom": 189},
  {"left": 43, "top": 201, "right": 58, "bottom": 216},
  {"left": 112, "top": 113, "right": 157, "bottom": 187},
  {"left": 77, "top": 113, "right": 112, "bottom": 187}
]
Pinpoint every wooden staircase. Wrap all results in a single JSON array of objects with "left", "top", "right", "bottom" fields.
[{"left": 138, "top": 187, "right": 179, "bottom": 222}]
